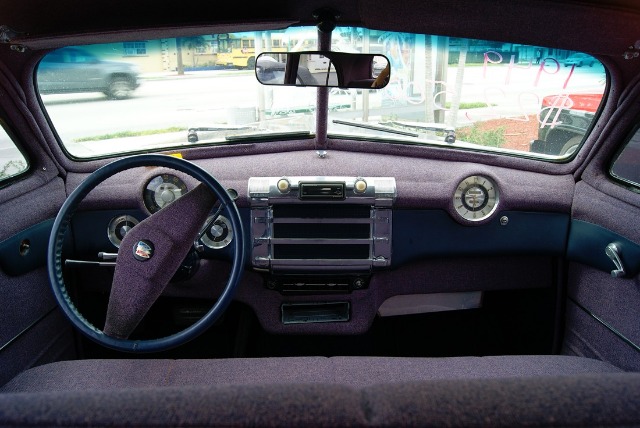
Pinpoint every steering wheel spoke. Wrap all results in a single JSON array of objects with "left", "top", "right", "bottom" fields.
[{"left": 104, "top": 184, "right": 215, "bottom": 339}]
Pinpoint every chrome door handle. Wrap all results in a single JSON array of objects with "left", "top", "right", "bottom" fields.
[{"left": 605, "top": 243, "right": 626, "bottom": 278}]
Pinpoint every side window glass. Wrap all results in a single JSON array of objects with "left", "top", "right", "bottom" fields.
[
  {"left": 0, "top": 124, "right": 29, "bottom": 183},
  {"left": 611, "top": 126, "right": 640, "bottom": 188}
]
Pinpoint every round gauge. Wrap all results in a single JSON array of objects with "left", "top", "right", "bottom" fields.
[
  {"left": 143, "top": 174, "right": 188, "bottom": 213},
  {"left": 107, "top": 214, "right": 139, "bottom": 248},
  {"left": 453, "top": 175, "right": 499, "bottom": 222},
  {"left": 200, "top": 215, "right": 233, "bottom": 249}
]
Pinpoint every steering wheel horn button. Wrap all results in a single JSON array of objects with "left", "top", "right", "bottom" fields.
[{"left": 133, "top": 240, "right": 155, "bottom": 261}]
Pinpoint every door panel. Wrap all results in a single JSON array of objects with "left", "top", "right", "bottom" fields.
[
  {"left": 564, "top": 266, "right": 640, "bottom": 371},
  {"left": 564, "top": 181, "right": 640, "bottom": 370},
  {"left": 0, "top": 176, "right": 76, "bottom": 386},
  {"left": 0, "top": 268, "right": 76, "bottom": 386},
  {"left": 567, "top": 219, "right": 640, "bottom": 278}
]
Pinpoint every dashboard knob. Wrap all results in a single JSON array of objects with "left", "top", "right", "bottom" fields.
[
  {"left": 353, "top": 277, "right": 366, "bottom": 289},
  {"left": 354, "top": 179, "right": 367, "bottom": 193},
  {"left": 277, "top": 178, "right": 290, "bottom": 193}
]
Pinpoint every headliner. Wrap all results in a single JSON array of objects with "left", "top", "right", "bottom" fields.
[{"left": 1, "top": 0, "right": 640, "bottom": 57}]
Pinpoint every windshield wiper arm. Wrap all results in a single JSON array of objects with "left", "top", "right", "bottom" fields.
[
  {"left": 381, "top": 120, "right": 456, "bottom": 143},
  {"left": 188, "top": 125, "right": 255, "bottom": 143},
  {"left": 332, "top": 119, "right": 419, "bottom": 137},
  {"left": 225, "top": 130, "right": 312, "bottom": 142},
  {"left": 333, "top": 119, "right": 457, "bottom": 143},
  {"left": 187, "top": 127, "right": 311, "bottom": 144}
]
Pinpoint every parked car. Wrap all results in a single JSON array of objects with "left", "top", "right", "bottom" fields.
[
  {"left": 564, "top": 52, "right": 596, "bottom": 67},
  {"left": 530, "top": 93, "right": 603, "bottom": 155},
  {"left": 0, "top": 1, "right": 639, "bottom": 427},
  {"left": 254, "top": 54, "right": 315, "bottom": 85},
  {"left": 37, "top": 47, "right": 140, "bottom": 99}
]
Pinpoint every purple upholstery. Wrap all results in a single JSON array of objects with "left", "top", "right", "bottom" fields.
[
  {"left": 0, "top": 355, "right": 622, "bottom": 393},
  {"left": 0, "top": 306, "right": 75, "bottom": 388},
  {"left": 104, "top": 184, "right": 216, "bottom": 338},
  {"left": 572, "top": 181, "right": 640, "bottom": 244},
  {"left": 64, "top": 146, "right": 575, "bottom": 212},
  {"left": 565, "top": 181, "right": 640, "bottom": 371},
  {"left": 0, "top": 357, "right": 636, "bottom": 427},
  {"left": 568, "top": 264, "right": 640, "bottom": 355},
  {"left": 1, "top": 376, "right": 639, "bottom": 427},
  {"left": 0, "top": 178, "right": 66, "bottom": 240},
  {"left": 0, "top": 68, "right": 75, "bottom": 391},
  {"left": 0, "top": 267, "right": 76, "bottom": 387},
  {"left": 564, "top": 282, "right": 640, "bottom": 372}
]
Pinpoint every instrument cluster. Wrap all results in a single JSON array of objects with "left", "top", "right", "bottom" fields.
[{"left": 105, "top": 173, "right": 235, "bottom": 251}]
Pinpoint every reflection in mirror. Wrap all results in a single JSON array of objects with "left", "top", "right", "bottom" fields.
[{"left": 255, "top": 52, "right": 389, "bottom": 89}]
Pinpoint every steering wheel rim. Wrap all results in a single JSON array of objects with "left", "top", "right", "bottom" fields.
[{"left": 47, "top": 154, "right": 245, "bottom": 353}]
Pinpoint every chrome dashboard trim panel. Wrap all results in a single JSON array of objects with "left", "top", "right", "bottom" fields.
[{"left": 249, "top": 176, "right": 396, "bottom": 273}]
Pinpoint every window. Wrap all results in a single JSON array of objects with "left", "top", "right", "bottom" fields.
[
  {"left": 328, "top": 30, "right": 607, "bottom": 159},
  {"left": 123, "top": 42, "right": 147, "bottom": 56},
  {"left": 611, "top": 126, "right": 640, "bottom": 188},
  {"left": 0, "top": 123, "right": 28, "bottom": 183},
  {"left": 35, "top": 27, "right": 607, "bottom": 160}
]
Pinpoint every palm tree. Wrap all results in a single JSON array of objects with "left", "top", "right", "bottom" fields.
[{"left": 175, "top": 36, "right": 209, "bottom": 75}]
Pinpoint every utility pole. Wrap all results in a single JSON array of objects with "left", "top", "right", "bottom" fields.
[{"left": 255, "top": 32, "right": 265, "bottom": 121}]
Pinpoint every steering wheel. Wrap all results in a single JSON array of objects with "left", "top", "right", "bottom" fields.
[{"left": 48, "top": 154, "right": 245, "bottom": 352}]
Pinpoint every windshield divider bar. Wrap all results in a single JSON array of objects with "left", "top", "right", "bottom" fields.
[{"left": 314, "top": 23, "right": 333, "bottom": 154}]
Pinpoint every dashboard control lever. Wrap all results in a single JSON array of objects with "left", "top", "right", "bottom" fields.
[
  {"left": 98, "top": 252, "right": 118, "bottom": 260},
  {"left": 605, "top": 243, "right": 626, "bottom": 278},
  {"left": 65, "top": 259, "right": 116, "bottom": 267}
]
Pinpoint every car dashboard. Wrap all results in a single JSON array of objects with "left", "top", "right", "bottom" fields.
[{"left": 62, "top": 146, "right": 573, "bottom": 338}]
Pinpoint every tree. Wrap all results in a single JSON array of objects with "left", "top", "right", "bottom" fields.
[
  {"left": 175, "top": 36, "right": 209, "bottom": 75},
  {"left": 175, "top": 38, "right": 184, "bottom": 75}
]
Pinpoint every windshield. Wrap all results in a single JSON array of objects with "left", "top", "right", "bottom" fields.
[{"left": 37, "top": 27, "right": 606, "bottom": 160}]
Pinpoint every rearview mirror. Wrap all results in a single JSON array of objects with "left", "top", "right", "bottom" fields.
[{"left": 255, "top": 52, "right": 390, "bottom": 89}]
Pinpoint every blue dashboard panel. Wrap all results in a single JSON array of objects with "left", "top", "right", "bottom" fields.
[
  {"left": 0, "top": 209, "right": 578, "bottom": 277},
  {"left": 0, "top": 219, "right": 54, "bottom": 276},
  {"left": 71, "top": 210, "right": 147, "bottom": 257},
  {"left": 64, "top": 208, "right": 574, "bottom": 271},
  {"left": 392, "top": 210, "right": 570, "bottom": 267}
]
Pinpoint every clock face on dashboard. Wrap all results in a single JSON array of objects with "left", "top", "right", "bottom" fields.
[{"left": 453, "top": 175, "right": 499, "bottom": 222}]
